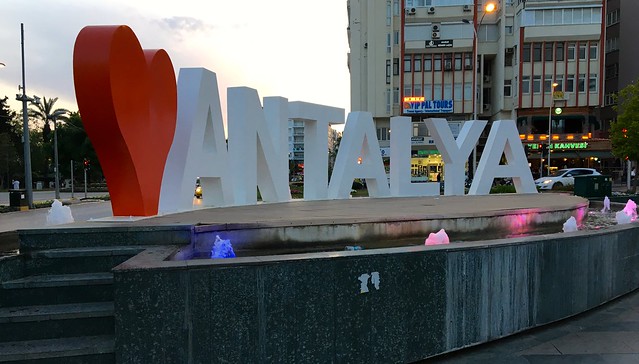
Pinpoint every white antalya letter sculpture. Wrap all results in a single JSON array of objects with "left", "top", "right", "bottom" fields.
[
  {"left": 424, "top": 118, "right": 486, "bottom": 196},
  {"left": 227, "top": 87, "right": 291, "bottom": 205},
  {"left": 390, "top": 116, "right": 439, "bottom": 196},
  {"left": 328, "top": 112, "right": 390, "bottom": 199},
  {"left": 469, "top": 120, "right": 537, "bottom": 195},
  {"left": 288, "top": 101, "right": 345, "bottom": 200},
  {"left": 159, "top": 68, "right": 234, "bottom": 213}
]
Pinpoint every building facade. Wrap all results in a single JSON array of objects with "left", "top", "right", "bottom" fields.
[{"left": 348, "top": 0, "right": 613, "bottom": 181}]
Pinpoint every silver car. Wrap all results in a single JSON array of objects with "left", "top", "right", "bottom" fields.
[{"left": 535, "top": 168, "right": 601, "bottom": 190}]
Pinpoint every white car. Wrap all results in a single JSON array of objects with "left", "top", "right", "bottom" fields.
[{"left": 535, "top": 168, "right": 601, "bottom": 190}]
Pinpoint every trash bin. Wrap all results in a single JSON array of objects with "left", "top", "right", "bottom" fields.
[
  {"left": 8, "top": 189, "right": 28, "bottom": 211},
  {"left": 574, "top": 175, "right": 612, "bottom": 198},
  {"left": 36, "top": 181, "right": 43, "bottom": 190}
]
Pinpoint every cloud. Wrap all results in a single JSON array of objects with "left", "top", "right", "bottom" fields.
[{"left": 158, "top": 16, "right": 211, "bottom": 33}]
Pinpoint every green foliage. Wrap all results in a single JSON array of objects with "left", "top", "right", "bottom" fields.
[
  {"left": 611, "top": 81, "right": 639, "bottom": 162},
  {"left": 490, "top": 184, "right": 517, "bottom": 194},
  {"left": 0, "top": 97, "right": 22, "bottom": 188}
]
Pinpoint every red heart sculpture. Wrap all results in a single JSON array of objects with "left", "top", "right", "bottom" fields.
[{"left": 73, "top": 25, "right": 177, "bottom": 216}]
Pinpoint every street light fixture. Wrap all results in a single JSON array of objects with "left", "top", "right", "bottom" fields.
[
  {"left": 547, "top": 82, "right": 559, "bottom": 176},
  {"left": 462, "top": 1, "right": 496, "bottom": 177}
]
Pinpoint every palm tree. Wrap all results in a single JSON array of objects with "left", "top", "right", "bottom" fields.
[{"left": 28, "top": 97, "right": 69, "bottom": 199}]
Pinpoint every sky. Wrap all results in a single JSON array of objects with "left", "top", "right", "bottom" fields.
[{"left": 0, "top": 0, "right": 351, "bottom": 127}]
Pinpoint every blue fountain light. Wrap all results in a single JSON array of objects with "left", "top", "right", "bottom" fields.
[{"left": 211, "top": 235, "right": 236, "bottom": 259}]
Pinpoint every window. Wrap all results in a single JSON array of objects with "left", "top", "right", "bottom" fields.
[
  {"left": 386, "top": 60, "right": 391, "bottom": 84},
  {"left": 414, "top": 84, "right": 422, "bottom": 97},
  {"left": 387, "top": 33, "right": 391, "bottom": 53},
  {"left": 544, "top": 43, "right": 553, "bottom": 61},
  {"left": 607, "top": 9, "right": 620, "bottom": 26},
  {"left": 543, "top": 75, "right": 553, "bottom": 93},
  {"left": 377, "top": 127, "right": 390, "bottom": 141},
  {"left": 464, "top": 82, "right": 472, "bottom": 100},
  {"left": 566, "top": 74, "right": 575, "bottom": 92},
  {"left": 504, "top": 79, "right": 512, "bottom": 97},
  {"left": 606, "top": 37, "right": 619, "bottom": 53},
  {"left": 505, "top": 52, "right": 513, "bottom": 67},
  {"left": 393, "top": 58, "right": 399, "bottom": 75},
  {"left": 589, "top": 73, "right": 597, "bottom": 92},
  {"left": 394, "top": 31, "right": 400, "bottom": 45},
  {"left": 424, "top": 55, "right": 432, "bottom": 71},
  {"left": 589, "top": 43, "right": 598, "bottom": 60},
  {"left": 578, "top": 43, "right": 586, "bottom": 60},
  {"left": 454, "top": 83, "right": 462, "bottom": 101},
  {"left": 393, "top": 87, "right": 399, "bottom": 103},
  {"left": 404, "top": 56, "right": 412, "bottom": 72},
  {"left": 533, "top": 75, "right": 541, "bottom": 93},
  {"left": 567, "top": 42, "right": 576, "bottom": 60},
  {"left": 444, "top": 84, "right": 452, "bottom": 100},
  {"left": 522, "top": 75, "right": 530, "bottom": 94},
  {"left": 464, "top": 53, "right": 472, "bottom": 69},
  {"left": 578, "top": 73, "right": 586, "bottom": 92},
  {"left": 404, "top": 85, "right": 412, "bottom": 97},
  {"left": 505, "top": 25, "right": 513, "bottom": 35},
  {"left": 606, "top": 63, "right": 619, "bottom": 79},
  {"left": 423, "top": 84, "right": 432, "bottom": 100},
  {"left": 434, "top": 54, "right": 442, "bottom": 71},
  {"left": 556, "top": 42, "right": 564, "bottom": 61},
  {"left": 444, "top": 54, "right": 452, "bottom": 71},
  {"left": 434, "top": 84, "right": 442, "bottom": 99},
  {"left": 533, "top": 43, "right": 542, "bottom": 62},
  {"left": 554, "top": 78, "right": 563, "bottom": 91},
  {"left": 414, "top": 56, "right": 422, "bottom": 72},
  {"left": 604, "top": 93, "right": 616, "bottom": 106},
  {"left": 523, "top": 43, "right": 531, "bottom": 62},
  {"left": 454, "top": 54, "right": 462, "bottom": 71}
]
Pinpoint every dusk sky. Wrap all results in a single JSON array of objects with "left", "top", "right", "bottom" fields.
[{"left": 0, "top": 0, "right": 350, "bottom": 126}]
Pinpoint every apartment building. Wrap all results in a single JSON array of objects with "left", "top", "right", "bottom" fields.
[{"left": 348, "top": 0, "right": 611, "bottom": 181}]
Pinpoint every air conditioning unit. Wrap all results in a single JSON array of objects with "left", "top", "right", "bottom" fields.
[
  {"left": 428, "top": 6, "right": 435, "bottom": 14},
  {"left": 432, "top": 31, "right": 441, "bottom": 39},
  {"left": 406, "top": 7, "right": 416, "bottom": 15},
  {"left": 505, "top": 48, "right": 514, "bottom": 54},
  {"left": 463, "top": 4, "right": 471, "bottom": 12},
  {"left": 432, "top": 24, "right": 440, "bottom": 32},
  {"left": 483, "top": 75, "right": 492, "bottom": 83},
  {"left": 483, "top": 104, "right": 491, "bottom": 111}
]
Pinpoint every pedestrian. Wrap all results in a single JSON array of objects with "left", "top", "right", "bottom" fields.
[{"left": 12, "top": 179, "right": 19, "bottom": 190}]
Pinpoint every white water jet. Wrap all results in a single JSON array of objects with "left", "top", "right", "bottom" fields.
[
  {"left": 601, "top": 196, "right": 611, "bottom": 213},
  {"left": 616, "top": 210, "right": 633, "bottom": 225},
  {"left": 46, "top": 199, "right": 74, "bottom": 225},
  {"left": 563, "top": 216, "right": 578, "bottom": 233}
]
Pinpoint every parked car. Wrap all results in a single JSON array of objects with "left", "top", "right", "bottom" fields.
[{"left": 534, "top": 168, "right": 600, "bottom": 190}]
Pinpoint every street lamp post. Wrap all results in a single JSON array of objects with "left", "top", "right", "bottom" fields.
[
  {"left": 53, "top": 117, "right": 60, "bottom": 199},
  {"left": 462, "top": 2, "right": 495, "bottom": 178},
  {"left": 547, "top": 82, "right": 559, "bottom": 176},
  {"left": 15, "top": 23, "right": 37, "bottom": 209}
]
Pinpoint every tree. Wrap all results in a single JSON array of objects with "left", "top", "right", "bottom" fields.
[
  {"left": 611, "top": 81, "right": 639, "bottom": 192},
  {"left": 28, "top": 97, "right": 70, "bottom": 188},
  {"left": 0, "top": 97, "right": 22, "bottom": 189}
]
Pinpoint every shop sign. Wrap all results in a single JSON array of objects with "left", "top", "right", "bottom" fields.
[{"left": 404, "top": 99, "right": 453, "bottom": 114}]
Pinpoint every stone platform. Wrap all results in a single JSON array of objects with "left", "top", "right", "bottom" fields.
[{"left": 17, "top": 193, "right": 588, "bottom": 255}]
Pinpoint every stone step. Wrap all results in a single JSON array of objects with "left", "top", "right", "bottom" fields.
[
  {"left": 0, "top": 302, "right": 114, "bottom": 343},
  {"left": 0, "top": 335, "right": 114, "bottom": 363},
  {"left": 25, "top": 246, "right": 145, "bottom": 275},
  {"left": 30, "top": 246, "right": 145, "bottom": 259},
  {"left": 1, "top": 273, "right": 113, "bottom": 307}
]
